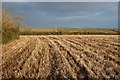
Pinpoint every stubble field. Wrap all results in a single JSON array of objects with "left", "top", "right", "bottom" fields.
[{"left": 1, "top": 35, "right": 120, "bottom": 79}]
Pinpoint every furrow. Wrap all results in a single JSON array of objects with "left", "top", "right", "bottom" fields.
[
  {"left": 66, "top": 38, "right": 120, "bottom": 65},
  {"left": 44, "top": 36, "right": 77, "bottom": 79},
  {"left": 49, "top": 36, "right": 98, "bottom": 78},
  {"left": 2, "top": 37, "right": 30, "bottom": 65},
  {"left": 2, "top": 37, "right": 36, "bottom": 78}
]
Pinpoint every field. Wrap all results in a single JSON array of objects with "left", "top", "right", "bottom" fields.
[
  {"left": 20, "top": 27, "right": 120, "bottom": 35},
  {"left": 2, "top": 35, "right": 120, "bottom": 79}
]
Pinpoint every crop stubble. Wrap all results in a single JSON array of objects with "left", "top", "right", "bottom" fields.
[{"left": 1, "top": 35, "right": 120, "bottom": 79}]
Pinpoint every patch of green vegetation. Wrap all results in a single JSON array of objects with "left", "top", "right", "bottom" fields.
[{"left": 2, "top": 29, "right": 19, "bottom": 44}]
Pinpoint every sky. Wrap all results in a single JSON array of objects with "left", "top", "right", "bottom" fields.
[
  {"left": 2, "top": 0, "right": 120, "bottom": 2},
  {"left": 2, "top": 2, "right": 118, "bottom": 28}
]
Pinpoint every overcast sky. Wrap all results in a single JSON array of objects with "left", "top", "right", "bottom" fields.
[
  {"left": 3, "top": 2, "right": 118, "bottom": 28},
  {"left": 2, "top": 0, "right": 120, "bottom": 2}
]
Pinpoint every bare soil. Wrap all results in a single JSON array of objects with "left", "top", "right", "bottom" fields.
[{"left": 1, "top": 35, "right": 120, "bottom": 79}]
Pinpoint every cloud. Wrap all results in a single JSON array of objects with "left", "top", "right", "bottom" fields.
[
  {"left": 2, "top": 0, "right": 29, "bottom": 2},
  {"left": 56, "top": 15, "right": 90, "bottom": 20},
  {"left": 2, "top": 2, "right": 118, "bottom": 28}
]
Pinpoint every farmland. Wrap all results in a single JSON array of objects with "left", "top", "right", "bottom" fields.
[
  {"left": 2, "top": 35, "right": 120, "bottom": 79},
  {"left": 20, "top": 27, "right": 120, "bottom": 35}
]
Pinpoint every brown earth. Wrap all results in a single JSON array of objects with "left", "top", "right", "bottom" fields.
[{"left": 1, "top": 35, "right": 120, "bottom": 79}]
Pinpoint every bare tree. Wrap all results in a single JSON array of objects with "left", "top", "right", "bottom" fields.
[{"left": 2, "top": 8, "right": 24, "bottom": 43}]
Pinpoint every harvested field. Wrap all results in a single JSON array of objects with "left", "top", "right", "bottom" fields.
[{"left": 1, "top": 35, "right": 120, "bottom": 79}]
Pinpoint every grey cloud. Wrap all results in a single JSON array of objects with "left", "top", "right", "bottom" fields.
[{"left": 2, "top": 2, "right": 118, "bottom": 28}]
